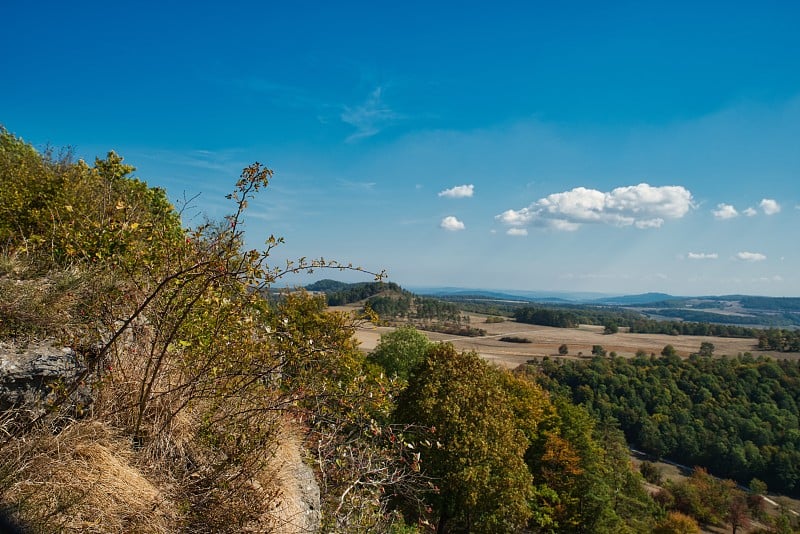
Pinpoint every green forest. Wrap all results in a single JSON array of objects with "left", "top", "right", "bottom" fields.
[
  {"left": 1, "top": 126, "right": 799, "bottom": 533},
  {"left": 536, "top": 353, "right": 800, "bottom": 495}
]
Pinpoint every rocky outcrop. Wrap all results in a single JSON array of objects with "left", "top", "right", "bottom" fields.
[{"left": 0, "top": 341, "right": 90, "bottom": 418}]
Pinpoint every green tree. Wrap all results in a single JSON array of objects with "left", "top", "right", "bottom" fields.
[
  {"left": 661, "top": 344, "right": 677, "bottom": 358},
  {"left": 592, "top": 345, "right": 607, "bottom": 357},
  {"left": 697, "top": 342, "right": 715, "bottom": 357},
  {"left": 559, "top": 343, "right": 569, "bottom": 355},
  {"left": 369, "top": 325, "right": 431, "bottom": 381},
  {"left": 395, "top": 344, "right": 535, "bottom": 533},
  {"left": 653, "top": 511, "right": 701, "bottom": 534}
]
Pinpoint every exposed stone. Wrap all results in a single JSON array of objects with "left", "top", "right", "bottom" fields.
[{"left": 0, "top": 341, "right": 90, "bottom": 419}]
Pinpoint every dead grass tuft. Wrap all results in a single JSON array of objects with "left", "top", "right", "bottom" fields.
[{"left": 1, "top": 420, "right": 178, "bottom": 533}]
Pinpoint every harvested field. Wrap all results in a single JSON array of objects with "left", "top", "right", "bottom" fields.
[{"left": 332, "top": 306, "right": 800, "bottom": 368}]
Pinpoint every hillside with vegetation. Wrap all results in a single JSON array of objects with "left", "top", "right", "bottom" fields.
[
  {"left": 2, "top": 126, "right": 798, "bottom": 533},
  {"left": 535, "top": 353, "right": 800, "bottom": 495},
  {"left": 310, "top": 280, "right": 486, "bottom": 337}
]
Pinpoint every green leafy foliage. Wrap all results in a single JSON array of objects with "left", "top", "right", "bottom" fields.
[
  {"left": 536, "top": 353, "right": 800, "bottom": 494},
  {"left": 395, "top": 344, "right": 537, "bottom": 532},
  {"left": 0, "top": 127, "right": 183, "bottom": 266},
  {"left": 369, "top": 325, "right": 431, "bottom": 381},
  {"left": 394, "top": 344, "right": 657, "bottom": 533}
]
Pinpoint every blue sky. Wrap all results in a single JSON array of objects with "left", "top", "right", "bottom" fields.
[{"left": 2, "top": 1, "right": 799, "bottom": 296}]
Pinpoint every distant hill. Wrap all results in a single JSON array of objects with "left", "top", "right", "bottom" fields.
[
  {"left": 308, "top": 281, "right": 800, "bottom": 329},
  {"left": 304, "top": 279, "right": 404, "bottom": 305},
  {"left": 409, "top": 286, "right": 615, "bottom": 303}
]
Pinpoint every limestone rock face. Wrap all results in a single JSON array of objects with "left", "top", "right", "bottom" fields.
[{"left": 0, "top": 341, "right": 89, "bottom": 417}]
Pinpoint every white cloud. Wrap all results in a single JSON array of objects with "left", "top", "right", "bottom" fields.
[
  {"left": 712, "top": 203, "right": 738, "bottom": 220},
  {"left": 687, "top": 252, "right": 718, "bottom": 260},
  {"left": 760, "top": 198, "right": 781, "bottom": 215},
  {"left": 496, "top": 209, "right": 532, "bottom": 226},
  {"left": 743, "top": 207, "right": 757, "bottom": 217},
  {"left": 635, "top": 218, "right": 664, "bottom": 229},
  {"left": 438, "top": 184, "right": 474, "bottom": 198},
  {"left": 736, "top": 251, "right": 767, "bottom": 262},
  {"left": 495, "top": 183, "right": 693, "bottom": 231},
  {"left": 506, "top": 228, "right": 528, "bottom": 236},
  {"left": 548, "top": 219, "right": 581, "bottom": 231},
  {"left": 440, "top": 216, "right": 465, "bottom": 231},
  {"left": 341, "top": 87, "right": 400, "bottom": 142}
]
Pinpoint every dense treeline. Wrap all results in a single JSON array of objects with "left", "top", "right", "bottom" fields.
[
  {"left": 535, "top": 353, "right": 800, "bottom": 495},
  {"left": 366, "top": 294, "right": 412, "bottom": 317},
  {"left": 367, "top": 294, "right": 468, "bottom": 325},
  {"left": 513, "top": 305, "right": 643, "bottom": 329},
  {"left": 653, "top": 308, "right": 800, "bottom": 327},
  {"left": 514, "top": 304, "right": 800, "bottom": 346},
  {"left": 434, "top": 295, "right": 528, "bottom": 317},
  {"left": 738, "top": 296, "right": 800, "bottom": 313},
  {"left": 514, "top": 307, "right": 581, "bottom": 327},
  {"left": 759, "top": 328, "right": 800, "bottom": 352},
  {"left": 628, "top": 318, "right": 757, "bottom": 338}
]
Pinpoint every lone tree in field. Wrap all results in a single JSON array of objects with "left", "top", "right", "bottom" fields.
[
  {"left": 698, "top": 341, "right": 715, "bottom": 357},
  {"left": 369, "top": 325, "right": 430, "bottom": 381},
  {"left": 558, "top": 343, "right": 569, "bottom": 355}
]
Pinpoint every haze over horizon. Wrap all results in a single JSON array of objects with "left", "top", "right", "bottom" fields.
[{"left": 2, "top": 2, "right": 799, "bottom": 296}]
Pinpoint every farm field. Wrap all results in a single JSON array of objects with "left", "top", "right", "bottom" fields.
[{"left": 331, "top": 306, "right": 800, "bottom": 368}]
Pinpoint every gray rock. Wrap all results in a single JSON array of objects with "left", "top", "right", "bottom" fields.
[
  {"left": 293, "top": 456, "right": 321, "bottom": 533},
  {"left": 0, "top": 341, "right": 90, "bottom": 418}
]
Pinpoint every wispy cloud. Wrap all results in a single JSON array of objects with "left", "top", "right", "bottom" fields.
[
  {"left": 438, "top": 184, "right": 474, "bottom": 198},
  {"left": 687, "top": 252, "right": 718, "bottom": 260},
  {"left": 760, "top": 198, "right": 781, "bottom": 215},
  {"left": 496, "top": 183, "right": 693, "bottom": 231},
  {"left": 737, "top": 251, "right": 767, "bottom": 262},
  {"left": 506, "top": 228, "right": 528, "bottom": 236},
  {"left": 338, "top": 179, "right": 377, "bottom": 191},
  {"left": 743, "top": 207, "right": 757, "bottom": 217},
  {"left": 440, "top": 216, "right": 465, "bottom": 231},
  {"left": 712, "top": 203, "right": 738, "bottom": 220},
  {"left": 341, "top": 87, "right": 400, "bottom": 142}
]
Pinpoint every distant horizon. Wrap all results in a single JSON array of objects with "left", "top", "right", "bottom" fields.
[
  {"left": 3, "top": 2, "right": 799, "bottom": 296},
  {"left": 282, "top": 278, "right": 800, "bottom": 301}
]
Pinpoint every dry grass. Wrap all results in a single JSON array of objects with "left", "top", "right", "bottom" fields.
[
  {"left": 0, "top": 275, "right": 315, "bottom": 533},
  {"left": 0, "top": 251, "right": 113, "bottom": 343},
  {"left": 1, "top": 420, "right": 177, "bottom": 533}
]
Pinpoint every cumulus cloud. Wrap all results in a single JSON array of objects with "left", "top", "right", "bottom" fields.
[
  {"left": 736, "top": 251, "right": 767, "bottom": 262},
  {"left": 495, "top": 183, "right": 693, "bottom": 231},
  {"left": 743, "top": 207, "right": 757, "bottom": 217},
  {"left": 712, "top": 203, "right": 739, "bottom": 220},
  {"left": 687, "top": 252, "right": 718, "bottom": 260},
  {"left": 440, "top": 216, "right": 465, "bottom": 231},
  {"left": 506, "top": 228, "right": 528, "bottom": 236},
  {"left": 438, "top": 184, "right": 474, "bottom": 198},
  {"left": 760, "top": 198, "right": 781, "bottom": 215}
]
